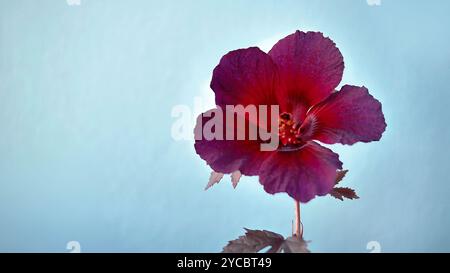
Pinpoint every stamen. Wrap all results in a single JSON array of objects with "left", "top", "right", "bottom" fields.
[{"left": 279, "top": 112, "right": 302, "bottom": 147}]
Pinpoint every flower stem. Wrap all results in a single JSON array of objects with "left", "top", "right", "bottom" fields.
[{"left": 294, "top": 200, "right": 303, "bottom": 239}]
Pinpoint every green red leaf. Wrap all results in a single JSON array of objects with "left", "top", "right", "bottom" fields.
[
  {"left": 204, "top": 171, "right": 224, "bottom": 190},
  {"left": 329, "top": 187, "right": 359, "bottom": 201},
  {"left": 335, "top": 169, "right": 348, "bottom": 184},
  {"left": 222, "top": 228, "right": 309, "bottom": 253}
]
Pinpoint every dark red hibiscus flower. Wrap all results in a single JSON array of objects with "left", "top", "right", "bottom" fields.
[{"left": 194, "top": 31, "right": 386, "bottom": 203}]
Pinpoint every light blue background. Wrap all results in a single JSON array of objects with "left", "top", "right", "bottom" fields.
[{"left": 0, "top": 0, "right": 449, "bottom": 252}]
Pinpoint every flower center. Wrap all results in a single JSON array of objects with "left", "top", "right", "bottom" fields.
[{"left": 278, "top": 112, "right": 303, "bottom": 150}]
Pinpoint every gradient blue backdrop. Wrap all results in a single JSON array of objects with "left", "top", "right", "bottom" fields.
[{"left": 0, "top": 0, "right": 449, "bottom": 252}]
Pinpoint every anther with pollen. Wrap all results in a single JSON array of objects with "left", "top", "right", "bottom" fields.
[{"left": 278, "top": 112, "right": 301, "bottom": 146}]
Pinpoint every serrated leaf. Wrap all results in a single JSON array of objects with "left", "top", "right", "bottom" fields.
[
  {"left": 222, "top": 229, "right": 310, "bottom": 253},
  {"left": 231, "top": 170, "right": 242, "bottom": 188},
  {"left": 204, "top": 171, "right": 224, "bottom": 190},
  {"left": 335, "top": 170, "right": 348, "bottom": 185},
  {"left": 222, "top": 229, "right": 285, "bottom": 253},
  {"left": 329, "top": 187, "right": 359, "bottom": 201},
  {"left": 280, "top": 236, "right": 310, "bottom": 253}
]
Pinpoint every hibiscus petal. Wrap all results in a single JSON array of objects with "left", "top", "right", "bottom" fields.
[
  {"left": 268, "top": 31, "right": 344, "bottom": 111},
  {"left": 300, "top": 85, "right": 386, "bottom": 145},
  {"left": 259, "top": 142, "right": 343, "bottom": 203},
  {"left": 211, "top": 47, "right": 279, "bottom": 106},
  {"left": 194, "top": 108, "right": 271, "bottom": 176}
]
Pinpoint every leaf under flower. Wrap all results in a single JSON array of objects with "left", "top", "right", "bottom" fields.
[
  {"left": 204, "top": 170, "right": 243, "bottom": 190},
  {"left": 281, "top": 236, "right": 310, "bottom": 253},
  {"left": 231, "top": 170, "right": 242, "bottom": 188},
  {"left": 222, "top": 228, "right": 310, "bottom": 253},
  {"left": 329, "top": 187, "right": 359, "bottom": 201},
  {"left": 204, "top": 171, "right": 224, "bottom": 190},
  {"left": 329, "top": 170, "right": 359, "bottom": 201},
  {"left": 335, "top": 169, "right": 348, "bottom": 184}
]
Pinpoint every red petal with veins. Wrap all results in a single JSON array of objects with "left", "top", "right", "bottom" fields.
[
  {"left": 300, "top": 85, "right": 386, "bottom": 145},
  {"left": 259, "top": 142, "right": 343, "bottom": 203},
  {"left": 211, "top": 47, "right": 279, "bottom": 106},
  {"left": 194, "top": 108, "right": 271, "bottom": 176},
  {"left": 268, "top": 31, "right": 344, "bottom": 120}
]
